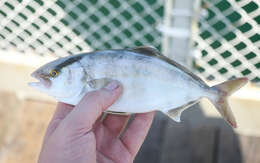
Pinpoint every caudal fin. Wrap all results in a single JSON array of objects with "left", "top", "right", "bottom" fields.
[{"left": 208, "top": 77, "right": 248, "bottom": 128}]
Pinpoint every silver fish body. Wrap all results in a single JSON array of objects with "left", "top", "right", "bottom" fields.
[{"left": 29, "top": 46, "right": 248, "bottom": 127}]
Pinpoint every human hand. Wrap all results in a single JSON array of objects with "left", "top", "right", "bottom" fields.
[{"left": 38, "top": 81, "right": 155, "bottom": 163}]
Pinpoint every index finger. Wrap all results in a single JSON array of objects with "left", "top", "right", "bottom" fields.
[{"left": 63, "top": 81, "right": 122, "bottom": 131}]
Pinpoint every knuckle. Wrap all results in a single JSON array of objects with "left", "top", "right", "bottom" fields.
[
  {"left": 90, "top": 90, "right": 110, "bottom": 107},
  {"left": 89, "top": 90, "right": 106, "bottom": 100}
]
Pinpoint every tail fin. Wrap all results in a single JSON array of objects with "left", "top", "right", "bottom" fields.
[{"left": 208, "top": 77, "right": 248, "bottom": 128}]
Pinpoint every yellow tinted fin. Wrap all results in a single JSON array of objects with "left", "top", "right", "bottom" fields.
[
  {"left": 209, "top": 77, "right": 248, "bottom": 128},
  {"left": 166, "top": 100, "right": 199, "bottom": 122}
]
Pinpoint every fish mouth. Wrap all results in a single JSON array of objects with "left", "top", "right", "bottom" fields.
[{"left": 28, "top": 72, "right": 51, "bottom": 89}]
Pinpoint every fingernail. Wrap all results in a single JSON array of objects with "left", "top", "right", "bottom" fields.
[{"left": 105, "top": 81, "right": 119, "bottom": 91}]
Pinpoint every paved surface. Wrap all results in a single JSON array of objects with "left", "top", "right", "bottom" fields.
[{"left": 135, "top": 105, "right": 260, "bottom": 163}]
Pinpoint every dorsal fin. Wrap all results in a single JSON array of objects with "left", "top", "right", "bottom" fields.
[
  {"left": 157, "top": 55, "right": 207, "bottom": 85},
  {"left": 129, "top": 46, "right": 207, "bottom": 85},
  {"left": 129, "top": 46, "right": 162, "bottom": 56}
]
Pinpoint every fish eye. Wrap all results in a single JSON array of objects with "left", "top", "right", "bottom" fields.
[{"left": 50, "top": 70, "right": 59, "bottom": 77}]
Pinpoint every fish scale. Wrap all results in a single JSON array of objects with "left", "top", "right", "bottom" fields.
[{"left": 29, "top": 46, "right": 248, "bottom": 128}]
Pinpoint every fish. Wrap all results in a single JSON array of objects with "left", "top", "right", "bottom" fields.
[{"left": 28, "top": 46, "right": 248, "bottom": 128}]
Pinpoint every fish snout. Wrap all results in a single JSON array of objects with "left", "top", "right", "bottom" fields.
[
  {"left": 30, "top": 70, "right": 47, "bottom": 80},
  {"left": 29, "top": 71, "right": 52, "bottom": 88},
  {"left": 30, "top": 70, "right": 38, "bottom": 78}
]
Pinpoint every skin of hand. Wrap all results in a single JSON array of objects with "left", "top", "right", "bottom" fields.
[{"left": 38, "top": 81, "right": 155, "bottom": 163}]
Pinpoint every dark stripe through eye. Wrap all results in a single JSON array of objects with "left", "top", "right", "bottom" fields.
[{"left": 55, "top": 55, "right": 84, "bottom": 71}]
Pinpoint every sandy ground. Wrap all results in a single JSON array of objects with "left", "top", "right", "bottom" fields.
[{"left": 0, "top": 92, "right": 55, "bottom": 163}]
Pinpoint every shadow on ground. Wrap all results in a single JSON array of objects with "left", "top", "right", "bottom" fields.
[{"left": 135, "top": 104, "right": 242, "bottom": 163}]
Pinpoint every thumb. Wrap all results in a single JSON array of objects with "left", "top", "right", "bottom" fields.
[{"left": 63, "top": 80, "right": 122, "bottom": 131}]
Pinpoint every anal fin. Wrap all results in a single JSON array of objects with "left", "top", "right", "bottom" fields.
[
  {"left": 104, "top": 110, "right": 131, "bottom": 115},
  {"left": 166, "top": 100, "right": 199, "bottom": 122}
]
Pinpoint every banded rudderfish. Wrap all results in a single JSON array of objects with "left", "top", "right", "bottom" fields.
[{"left": 29, "top": 46, "right": 248, "bottom": 127}]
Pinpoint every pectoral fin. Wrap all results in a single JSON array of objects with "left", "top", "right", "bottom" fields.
[{"left": 87, "top": 78, "right": 113, "bottom": 90}]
